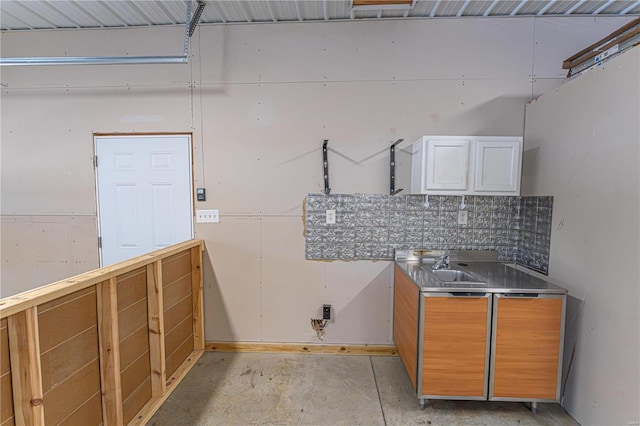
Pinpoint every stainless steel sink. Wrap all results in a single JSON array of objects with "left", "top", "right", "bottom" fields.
[{"left": 432, "top": 269, "right": 486, "bottom": 285}]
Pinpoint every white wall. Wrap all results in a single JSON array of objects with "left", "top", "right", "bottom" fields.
[
  {"left": 523, "top": 48, "right": 639, "bottom": 425},
  {"left": 1, "top": 18, "right": 632, "bottom": 346}
]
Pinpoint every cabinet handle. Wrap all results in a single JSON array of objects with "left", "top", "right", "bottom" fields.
[
  {"left": 449, "top": 292, "right": 489, "bottom": 297},
  {"left": 501, "top": 293, "right": 539, "bottom": 297}
]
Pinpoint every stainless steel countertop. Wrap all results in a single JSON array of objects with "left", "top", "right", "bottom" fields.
[{"left": 396, "top": 260, "right": 568, "bottom": 294}]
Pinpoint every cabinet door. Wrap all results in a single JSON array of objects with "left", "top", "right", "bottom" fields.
[
  {"left": 425, "top": 138, "right": 470, "bottom": 191},
  {"left": 490, "top": 294, "right": 565, "bottom": 401},
  {"left": 421, "top": 293, "right": 491, "bottom": 399},
  {"left": 474, "top": 139, "right": 522, "bottom": 193},
  {"left": 393, "top": 265, "right": 420, "bottom": 389}
]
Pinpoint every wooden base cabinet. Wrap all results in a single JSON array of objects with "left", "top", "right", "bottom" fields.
[{"left": 490, "top": 294, "right": 566, "bottom": 401}]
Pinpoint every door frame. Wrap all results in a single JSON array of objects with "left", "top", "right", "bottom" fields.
[{"left": 93, "top": 132, "right": 195, "bottom": 267}]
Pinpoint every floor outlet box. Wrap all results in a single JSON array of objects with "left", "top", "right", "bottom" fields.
[{"left": 323, "top": 304, "right": 331, "bottom": 320}]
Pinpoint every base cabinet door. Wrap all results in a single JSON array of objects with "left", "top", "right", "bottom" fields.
[
  {"left": 490, "top": 294, "right": 566, "bottom": 401},
  {"left": 421, "top": 293, "right": 491, "bottom": 399}
]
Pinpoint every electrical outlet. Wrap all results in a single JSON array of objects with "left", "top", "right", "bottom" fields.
[
  {"left": 326, "top": 209, "right": 336, "bottom": 225},
  {"left": 196, "top": 209, "right": 220, "bottom": 223},
  {"left": 458, "top": 210, "right": 468, "bottom": 225},
  {"left": 323, "top": 304, "right": 331, "bottom": 320}
]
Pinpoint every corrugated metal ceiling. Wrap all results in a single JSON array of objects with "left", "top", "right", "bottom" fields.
[{"left": 1, "top": 0, "right": 639, "bottom": 31}]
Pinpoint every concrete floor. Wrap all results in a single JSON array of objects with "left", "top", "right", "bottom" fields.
[{"left": 149, "top": 352, "right": 579, "bottom": 426}]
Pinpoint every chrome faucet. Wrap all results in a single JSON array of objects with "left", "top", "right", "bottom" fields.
[{"left": 432, "top": 254, "right": 450, "bottom": 270}]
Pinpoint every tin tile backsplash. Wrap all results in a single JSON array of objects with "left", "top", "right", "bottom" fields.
[{"left": 305, "top": 194, "right": 553, "bottom": 274}]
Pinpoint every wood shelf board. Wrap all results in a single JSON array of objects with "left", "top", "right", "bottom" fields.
[{"left": 204, "top": 341, "right": 398, "bottom": 356}]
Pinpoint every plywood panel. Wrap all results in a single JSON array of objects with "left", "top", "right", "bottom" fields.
[
  {"left": 42, "top": 359, "right": 101, "bottom": 425},
  {"left": 38, "top": 289, "right": 97, "bottom": 353},
  {"left": 165, "top": 335, "right": 194, "bottom": 379},
  {"left": 163, "top": 274, "right": 192, "bottom": 311},
  {"left": 423, "top": 296, "right": 489, "bottom": 397},
  {"left": 120, "top": 351, "right": 151, "bottom": 401},
  {"left": 163, "top": 294, "right": 192, "bottom": 334},
  {"left": 0, "top": 375, "right": 13, "bottom": 426},
  {"left": 58, "top": 391, "right": 102, "bottom": 426},
  {"left": 532, "top": 17, "right": 635, "bottom": 78},
  {"left": 118, "top": 298, "right": 149, "bottom": 341},
  {"left": 200, "top": 219, "right": 262, "bottom": 341},
  {"left": 492, "top": 297, "right": 562, "bottom": 399},
  {"left": 198, "top": 18, "right": 536, "bottom": 84},
  {"left": 40, "top": 326, "right": 99, "bottom": 392},
  {"left": 1, "top": 87, "right": 191, "bottom": 219},
  {"left": 0, "top": 26, "right": 191, "bottom": 88},
  {"left": 1, "top": 216, "right": 98, "bottom": 297},
  {"left": 524, "top": 48, "right": 639, "bottom": 424},
  {"left": 161, "top": 251, "right": 191, "bottom": 287},
  {"left": 164, "top": 315, "right": 193, "bottom": 357},
  {"left": 393, "top": 265, "right": 419, "bottom": 388},
  {"left": 116, "top": 267, "right": 147, "bottom": 311},
  {"left": 0, "top": 318, "right": 13, "bottom": 426},
  {"left": 0, "top": 319, "right": 10, "bottom": 374},
  {"left": 120, "top": 325, "right": 150, "bottom": 372},
  {"left": 325, "top": 262, "right": 393, "bottom": 344},
  {"left": 122, "top": 378, "right": 152, "bottom": 425},
  {"left": 37, "top": 286, "right": 95, "bottom": 313},
  {"left": 261, "top": 217, "right": 326, "bottom": 342}
]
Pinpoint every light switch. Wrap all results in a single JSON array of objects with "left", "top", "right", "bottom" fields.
[
  {"left": 326, "top": 209, "right": 336, "bottom": 225},
  {"left": 196, "top": 209, "right": 220, "bottom": 223},
  {"left": 458, "top": 210, "right": 468, "bottom": 225}
]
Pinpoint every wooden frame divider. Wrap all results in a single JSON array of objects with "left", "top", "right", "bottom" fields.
[{"left": 0, "top": 239, "right": 204, "bottom": 426}]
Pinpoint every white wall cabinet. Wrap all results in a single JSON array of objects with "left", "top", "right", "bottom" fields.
[{"left": 411, "top": 136, "right": 523, "bottom": 195}]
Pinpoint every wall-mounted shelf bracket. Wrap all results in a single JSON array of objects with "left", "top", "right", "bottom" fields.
[
  {"left": 323, "top": 140, "right": 331, "bottom": 194},
  {"left": 390, "top": 139, "right": 404, "bottom": 195}
]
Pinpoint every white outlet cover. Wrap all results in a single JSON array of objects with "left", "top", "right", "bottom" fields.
[
  {"left": 458, "top": 210, "right": 468, "bottom": 225},
  {"left": 326, "top": 209, "right": 336, "bottom": 225}
]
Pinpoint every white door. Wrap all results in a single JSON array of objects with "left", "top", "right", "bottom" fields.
[{"left": 95, "top": 135, "right": 193, "bottom": 266}]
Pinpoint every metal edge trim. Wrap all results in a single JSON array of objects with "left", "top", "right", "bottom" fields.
[
  {"left": 489, "top": 293, "right": 499, "bottom": 399},
  {"left": 416, "top": 292, "right": 425, "bottom": 398},
  {"left": 484, "top": 294, "right": 492, "bottom": 400},
  {"left": 556, "top": 294, "right": 567, "bottom": 402}
]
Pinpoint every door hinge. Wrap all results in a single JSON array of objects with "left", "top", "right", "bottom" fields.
[
  {"left": 94, "top": 155, "right": 98, "bottom": 168},
  {"left": 98, "top": 237, "right": 102, "bottom": 248}
]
